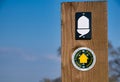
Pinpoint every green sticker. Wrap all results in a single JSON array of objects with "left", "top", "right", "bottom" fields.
[{"left": 72, "top": 47, "right": 96, "bottom": 71}]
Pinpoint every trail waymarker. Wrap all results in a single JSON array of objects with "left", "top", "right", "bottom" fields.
[
  {"left": 72, "top": 47, "right": 96, "bottom": 71},
  {"left": 76, "top": 12, "right": 91, "bottom": 40}
]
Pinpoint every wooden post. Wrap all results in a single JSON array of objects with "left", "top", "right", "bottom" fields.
[{"left": 61, "top": 2, "right": 108, "bottom": 82}]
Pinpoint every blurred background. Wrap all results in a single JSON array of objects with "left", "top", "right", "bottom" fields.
[{"left": 0, "top": 0, "right": 120, "bottom": 82}]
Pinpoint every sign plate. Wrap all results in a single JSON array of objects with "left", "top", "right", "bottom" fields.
[
  {"left": 72, "top": 47, "right": 96, "bottom": 71},
  {"left": 75, "top": 12, "right": 92, "bottom": 40}
]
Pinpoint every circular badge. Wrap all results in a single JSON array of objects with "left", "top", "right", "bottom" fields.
[{"left": 72, "top": 47, "right": 96, "bottom": 71}]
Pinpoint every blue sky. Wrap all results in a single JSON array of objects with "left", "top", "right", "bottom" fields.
[{"left": 0, "top": 0, "right": 120, "bottom": 82}]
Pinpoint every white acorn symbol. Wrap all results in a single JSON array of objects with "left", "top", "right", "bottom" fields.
[{"left": 77, "top": 13, "right": 90, "bottom": 38}]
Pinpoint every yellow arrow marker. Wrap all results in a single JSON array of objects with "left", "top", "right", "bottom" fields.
[{"left": 79, "top": 53, "right": 88, "bottom": 63}]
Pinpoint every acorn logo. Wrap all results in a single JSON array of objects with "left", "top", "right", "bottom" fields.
[
  {"left": 72, "top": 47, "right": 96, "bottom": 71},
  {"left": 77, "top": 13, "right": 90, "bottom": 37},
  {"left": 75, "top": 12, "right": 91, "bottom": 40}
]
